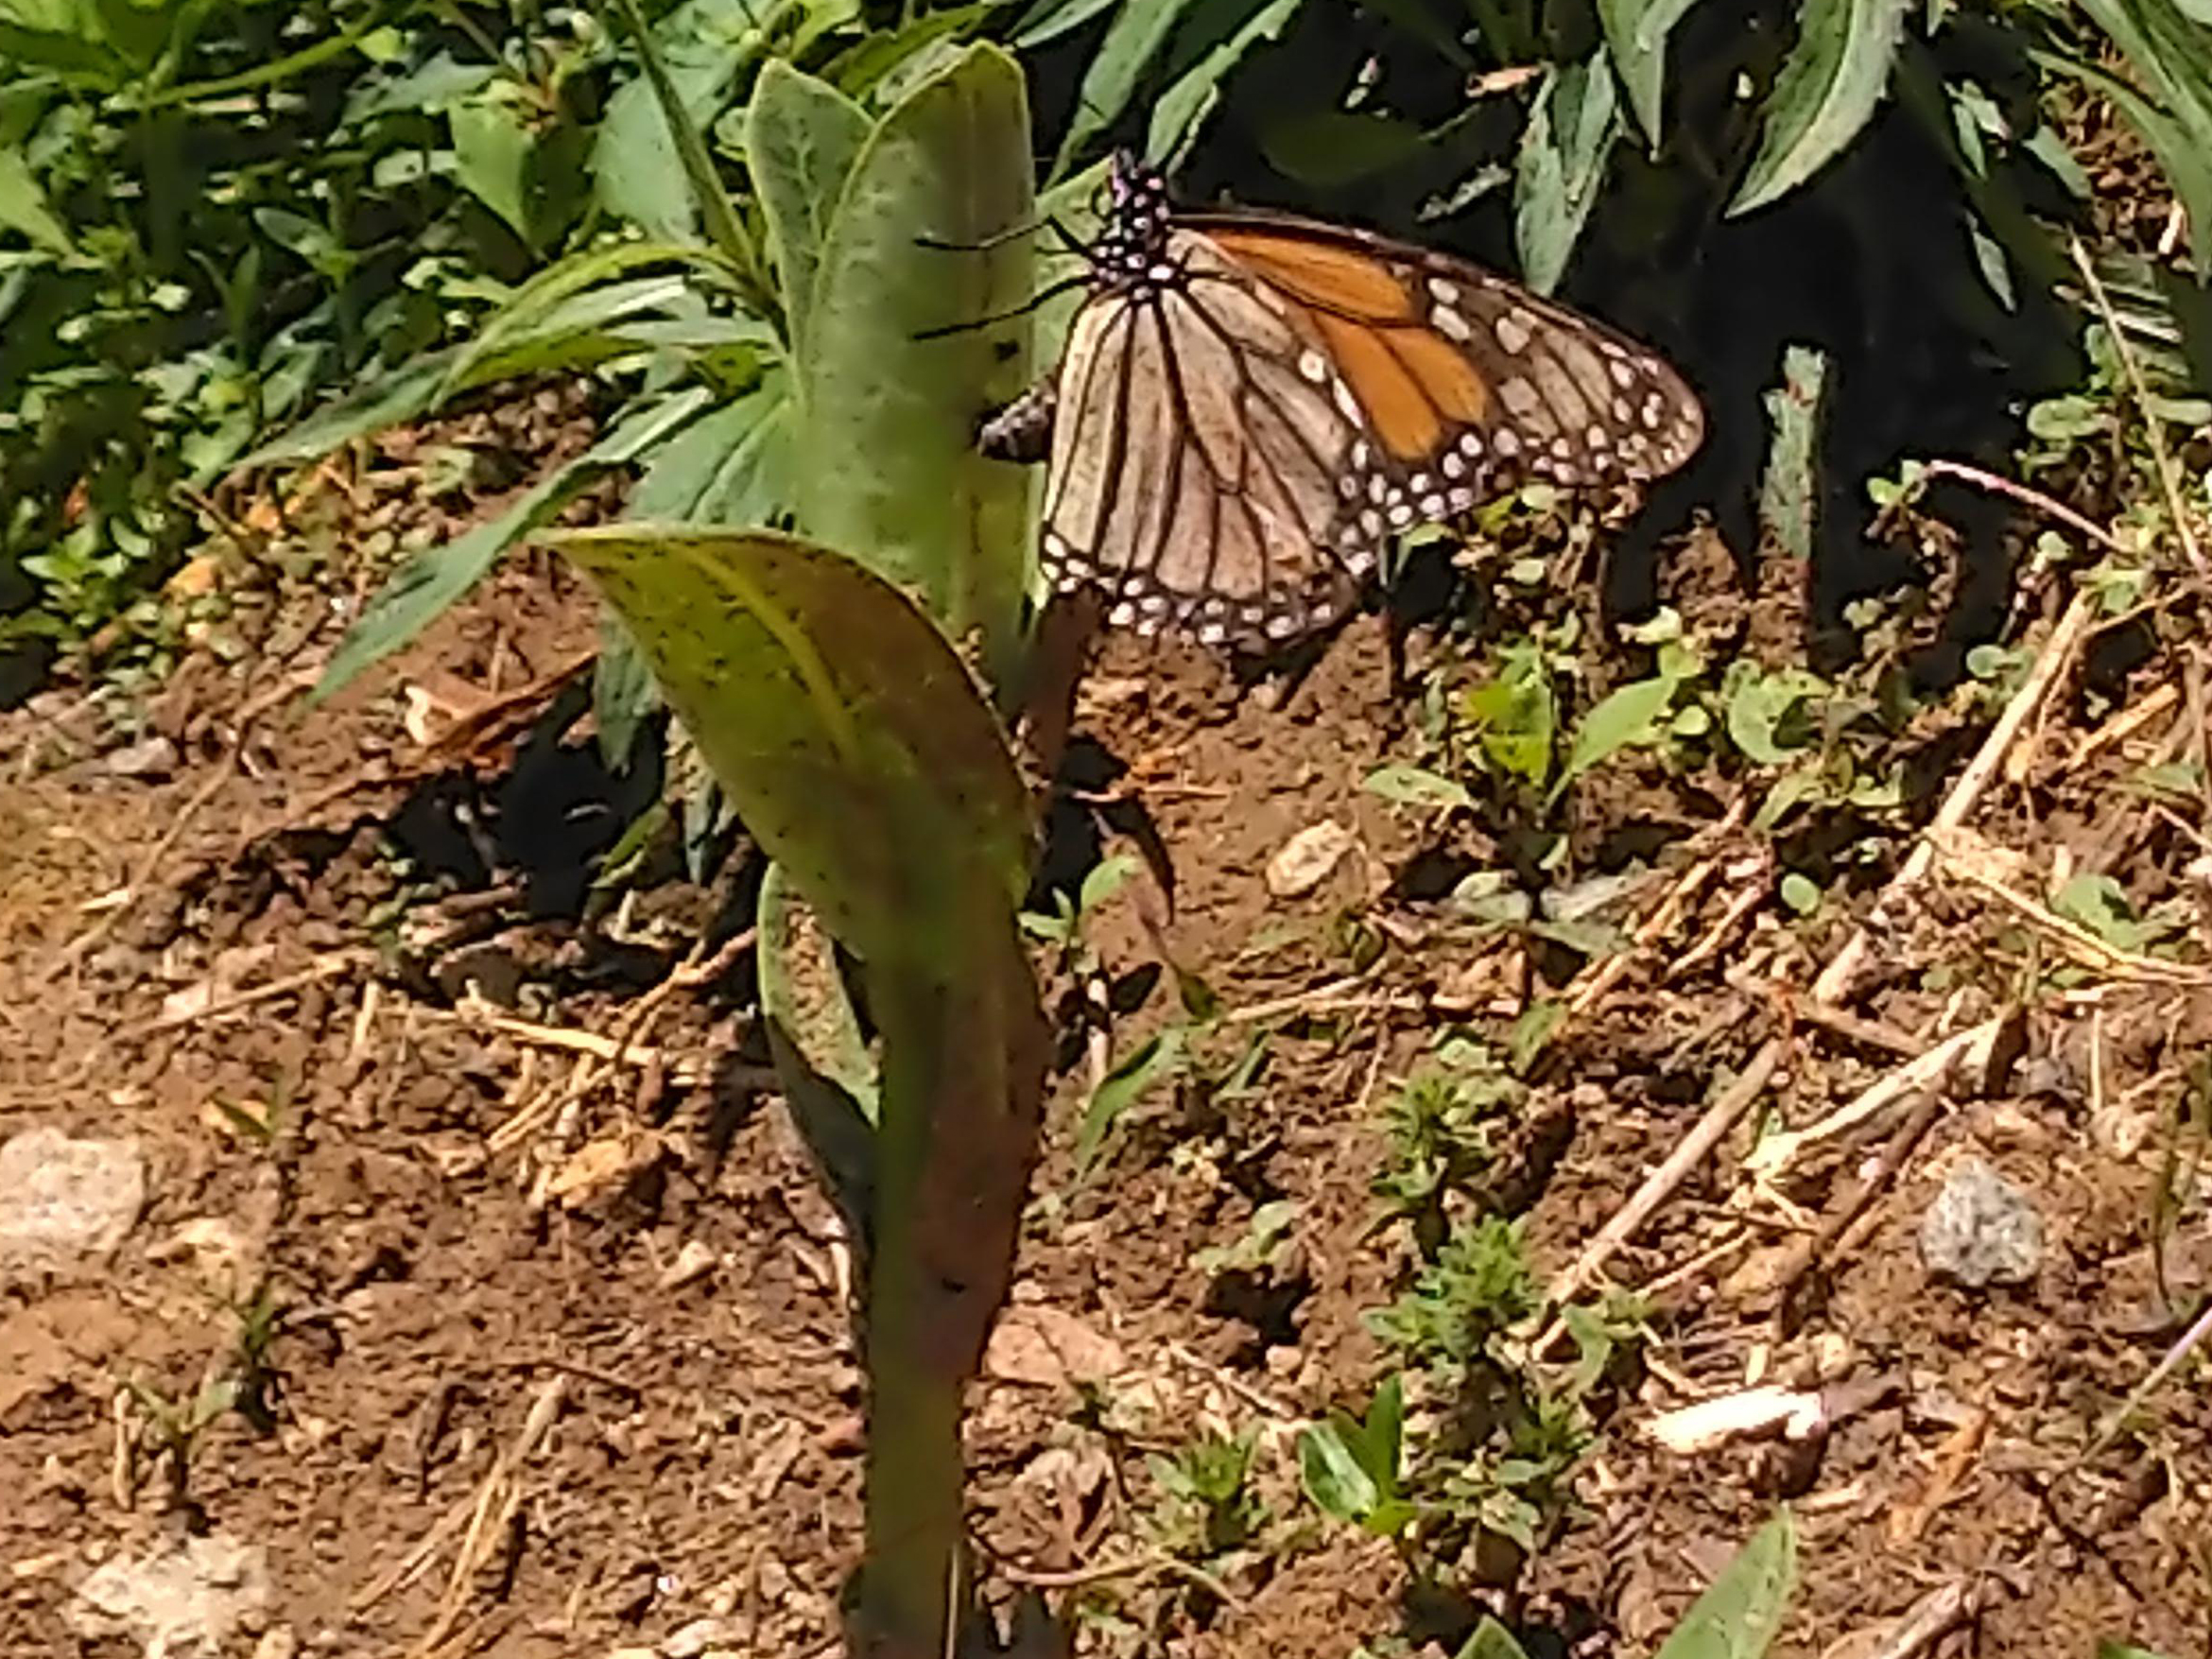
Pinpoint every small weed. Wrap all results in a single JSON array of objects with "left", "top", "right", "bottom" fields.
[
  {"left": 1373, "top": 1037, "right": 1524, "bottom": 1251},
  {"left": 119, "top": 1281, "right": 285, "bottom": 1508},
  {"left": 1146, "top": 1427, "right": 1266, "bottom": 1560}
]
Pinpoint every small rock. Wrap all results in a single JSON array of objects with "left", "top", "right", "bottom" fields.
[
  {"left": 252, "top": 1628, "right": 299, "bottom": 1659},
  {"left": 983, "top": 1305, "right": 1126, "bottom": 1389},
  {"left": 1265, "top": 820, "right": 1356, "bottom": 898},
  {"left": 658, "top": 1240, "right": 717, "bottom": 1291},
  {"left": 2088, "top": 1102, "right": 2152, "bottom": 1160},
  {"left": 0, "top": 1130, "right": 146, "bottom": 1287},
  {"left": 665, "top": 1617, "right": 737, "bottom": 1658},
  {"left": 1920, "top": 1156, "right": 2042, "bottom": 1288},
  {"left": 105, "top": 734, "right": 179, "bottom": 780},
  {"left": 69, "top": 1532, "right": 269, "bottom": 1656}
]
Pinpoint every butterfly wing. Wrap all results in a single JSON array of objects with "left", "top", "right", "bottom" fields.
[
  {"left": 1184, "top": 210, "right": 1704, "bottom": 498},
  {"left": 1039, "top": 227, "right": 1377, "bottom": 647},
  {"left": 1036, "top": 210, "right": 1704, "bottom": 650}
]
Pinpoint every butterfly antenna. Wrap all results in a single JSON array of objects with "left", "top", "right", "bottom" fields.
[
  {"left": 915, "top": 219, "right": 1045, "bottom": 253},
  {"left": 913, "top": 271, "right": 1090, "bottom": 341}
]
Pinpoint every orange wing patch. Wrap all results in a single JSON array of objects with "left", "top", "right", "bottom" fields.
[
  {"left": 1204, "top": 227, "right": 1417, "bottom": 320},
  {"left": 1310, "top": 312, "right": 1442, "bottom": 459},
  {"left": 1385, "top": 327, "right": 1490, "bottom": 424}
]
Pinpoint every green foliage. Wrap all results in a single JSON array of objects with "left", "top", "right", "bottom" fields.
[
  {"left": 1372, "top": 1036, "right": 1524, "bottom": 1238},
  {"left": 1367, "top": 1214, "right": 1537, "bottom": 1366},
  {"left": 1299, "top": 1374, "right": 1417, "bottom": 1538},
  {"left": 1448, "top": 1514, "right": 1796, "bottom": 1658},
  {"left": 1149, "top": 1426, "right": 1266, "bottom": 1556}
]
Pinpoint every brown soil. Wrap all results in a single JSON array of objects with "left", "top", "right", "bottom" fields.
[{"left": 3, "top": 408, "right": 2209, "bottom": 1659}]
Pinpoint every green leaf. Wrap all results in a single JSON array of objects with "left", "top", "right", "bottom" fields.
[
  {"left": 1076, "top": 1027, "right": 1186, "bottom": 1176},
  {"left": 237, "top": 352, "right": 458, "bottom": 470},
  {"left": 314, "top": 392, "right": 712, "bottom": 699},
  {"left": 1364, "top": 764, "right": 1474, "bottom": 809},
  {"left": 559, "top": 527, "right": 1034, "bottom": 954},
  {"left": 1778, "top": 871, "right": 1821, "bottom": 913},
  {"left": 1652, "top": 1512, "right": 1797, "bottom": 1658},
  {"left": 748, "top": 60, "right": 871, "bottom": 357},
  {"left": 802, "top": 43, "right": 1035, "bottom": 690},
  {"left": 451, "top": 96, "right": 536, "bottom": 242},
  {"left": 757, "top": 865, "right": 881, "bottom": 1238},
  {"left": 1456, "top": 1619, "right": 1535, "bottom": 1659},
  {"left": 627, "top": 373, "right": 794, "bottom": 526},
  {"left": 595, "top": 612, "right": 661, "bottom": 769},
  {"left": 1554, "top": 674, "right": 1676, "bottom": 796},
  {"left": 2044, "top": 12, "right": 2212, "bottom": 274},
  {"left": 1052, "top": 0, "right": 1201, "bottom": 177},
  {"left": 2097, "top": 1645, "right": 2180, "bottom": 1659},
  {"left": 1298, "top": 1417, "right": 1381, "bottom": 1524},
  {"left": 599, "top": 0, "right": 769, "bottom": 288},
  {"left": 1730, "top": 0, "right": 1910, "bottom": 216},
  {"left": 1725, "top": 665, "right": 1827, "bottom": 763},
  {"left": 1598, "top": 0, "right": 1704, "bottom": 145},
  {"left": 1146, "top": 0, "right": 1305, "bottom": 171},
  {"left": 0, "top": 146, "right": 71, "bottom": 254},
  {"left": 1514, "top": 49, "right": 1621, "bottom": 294},
  {"left": 1012, "top": 0, "right": 1119, "bottom": 46},
  {"left": 1757, "top": 343, "right": 1827, "bottom": 562},
  {"left": 442, "top": 242, "right": 741, "bottom": 400}
]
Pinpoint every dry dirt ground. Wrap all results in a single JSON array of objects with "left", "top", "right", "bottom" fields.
[{"left": 2, "top": 405, "right": 2210, "bottom": 1659}]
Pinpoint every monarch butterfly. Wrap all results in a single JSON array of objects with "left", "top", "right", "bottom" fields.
[{"left": 981, "top": 153, "right": 1705, "bottom": 650}]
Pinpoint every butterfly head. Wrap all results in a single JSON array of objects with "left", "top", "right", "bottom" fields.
[{"left": 1091, "top": 148, "right": 1173, "bottom": 293}]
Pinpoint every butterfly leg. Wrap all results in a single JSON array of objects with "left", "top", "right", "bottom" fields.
[{"left": 978, "top": 380, "right": 1056, "bottom": 463}]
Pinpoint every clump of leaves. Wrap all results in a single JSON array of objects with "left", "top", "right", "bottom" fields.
[
  {"left": 1373, "top": 1036, "right": 1525, "bottom": 1250},
  {"left": 1147, "top": 1427, "right": 1267, "bottom": 1560}
]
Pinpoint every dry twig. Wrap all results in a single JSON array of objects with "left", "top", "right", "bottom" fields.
[{"left": 1816, "top": 590, "right": 2098, "bottom": 1006}]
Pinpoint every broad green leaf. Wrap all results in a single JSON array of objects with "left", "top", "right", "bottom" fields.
[
  {"left": 758, "top": 864, "right": 881, "bottom": 1235},
  {"left": 595, "top": 0, "right": 768, "bottom": 241},
  {"left": 1598, "top": 0, "right": 1704, "bottom": 145},
  {"left": 1555, "top": 673, "right": 1676, "bottom": 794},
  {"left": 1076, "top": 1027, "right": 1185, "bottom": 1176},
  {"left": 1363, "top": 764, "right": 1473, "bottom": 809},
  {"left": 2099, "top": 1645, "right": 2180, "bottom": 1659},
  {"left": 451, "top": 96, "right": 536, "bottom": 242},
  {"left": 313, "top": 391, "right": 711, "bottom": 698},
  {"left": 1652, "top": 1512, "right": 1798, "bottom": 1659},
  {"left": 595, "top": 611, "right": 661, "bottom": 769},
  {"left": 1146, "top": 0, "right": 1305, "bottom": 171},
  {"left": 821, "top": 2, "right": 1000, "bottom": 103},
  {"left": 1054, "top": 0, "right": 1203, "bottom": 178},
  {"left": 627, "top": 373, "right": 793, "bottom": 526},
  {"left": 802, "top": 43, "right": 1035, "bottom": 690},
  {"left": 1514, "top": 50, "right": 1621, "bottom": 294},
  {"left": 554, "top": 527, "right": 1033, "bottom": 954},
  {"left": 600, "top": 0, "right": 768, "bottom": 289},
  {"left": 562, "top": 524, "right": 1046, "bottom": 1445},
  {"left": 1757, "top": 343, "right": 1827, "bottom": 562},
  {"left": 748, "top": 60, "right": 871, "bottom": 357},
  {"left": 1730, "top": 0, "right": 1910, "bottom": 216},
  {"left": 0, "top": 146, "right": 70, "bottom": 254},
  {"left": 1457, "top": 1620, "right": 1535, "bottom": 1659},
  {"left": 1298, "top": 1418, "right": 1381, "bottom": 1523},
  {"left": 1725, "top": 666, "right": 1827, "bottom": 763}
]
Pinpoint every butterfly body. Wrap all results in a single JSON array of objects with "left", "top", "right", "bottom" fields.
[{"left": 1012, "top": 155, "right": 1705, "bottom": 650}]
